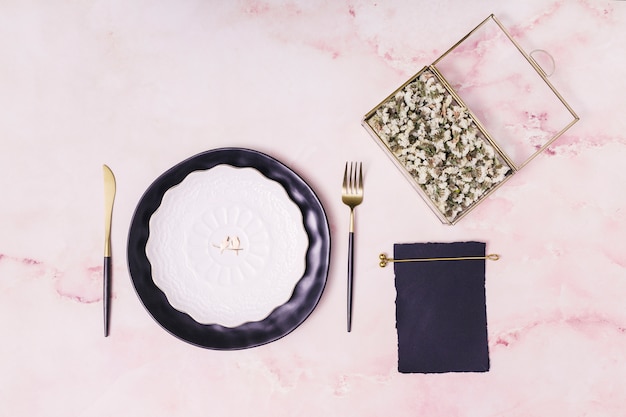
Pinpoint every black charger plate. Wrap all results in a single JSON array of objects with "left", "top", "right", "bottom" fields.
[{"left": 127, "top": 148, "right": 331, "bottom": 349}]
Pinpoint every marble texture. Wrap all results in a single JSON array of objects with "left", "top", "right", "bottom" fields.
[{"left": 1, "top": 0, "right": 625, "bottom": 416}]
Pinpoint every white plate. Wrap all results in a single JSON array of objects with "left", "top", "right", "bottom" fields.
[{"left": 146, "top": 165, "right": 308, "bottom": 327}]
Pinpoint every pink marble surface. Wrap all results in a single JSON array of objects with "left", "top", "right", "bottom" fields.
[{"left": 1, "top": 1, "right": 625, "bottom": 416}]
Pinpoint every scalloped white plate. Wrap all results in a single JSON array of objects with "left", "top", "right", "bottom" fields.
[{"left": 145, "top": 165, "right": 308, "bottom": 327}]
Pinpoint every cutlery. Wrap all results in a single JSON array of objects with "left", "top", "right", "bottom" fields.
[
  {"left": 342, "top": 162, "right": 363, "bottom": 332},
  {"left": 103, "top": 164, "right": 116, "bottom": 337}
]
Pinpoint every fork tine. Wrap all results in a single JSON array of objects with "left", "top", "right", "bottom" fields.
[
  {"left": 346, "top": 162, "right": 351, "bottom": 193},
  {"left": 342, "top": 162, "right": 348, "bottom": 192},
  {"left": 349, "top": 162, "right": 354, "bottom": 193},
  {"left": 348, "top": 162, "right": 354, "bottom": 194},
  {"left": 356, "top": 162, "right": 363, "bottom": 194}
]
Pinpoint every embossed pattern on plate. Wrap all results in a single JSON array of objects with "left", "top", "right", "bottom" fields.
[{"left": 146, "top": 165, "right": 308, "bottom": 327}]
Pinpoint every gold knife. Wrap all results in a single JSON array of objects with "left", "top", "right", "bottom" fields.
[{"left": 103, "top": 164, "right": 116, "bottom": 337}]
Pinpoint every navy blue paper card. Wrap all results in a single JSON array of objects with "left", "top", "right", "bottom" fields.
[{"left": 394, "top": 241, "right": 490, "bottom": 373}]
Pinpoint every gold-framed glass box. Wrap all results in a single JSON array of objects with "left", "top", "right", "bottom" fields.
[{"left": 362, "top": 14, "right": 579, "bottom": 225}]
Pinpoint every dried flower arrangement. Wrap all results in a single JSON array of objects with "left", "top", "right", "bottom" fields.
[{"left": 366, "top": 68, "right": 512, "bottom": 222}]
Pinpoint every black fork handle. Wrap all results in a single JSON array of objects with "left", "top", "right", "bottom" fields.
[{"left": 347, "top": 231, "right": 354, "bottom": 332}]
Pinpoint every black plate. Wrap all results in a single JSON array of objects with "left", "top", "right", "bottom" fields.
[{"left": 127, "top": 148, "right": 331, "bottom": 349}]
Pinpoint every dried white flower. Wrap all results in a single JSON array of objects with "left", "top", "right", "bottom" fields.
[{"left": 366, "top": 68, "right": 512, "bottom": 222}]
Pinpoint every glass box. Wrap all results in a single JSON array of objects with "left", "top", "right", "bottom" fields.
[{"left": 362, "top": 14, "right": 579, "bottom": 224}]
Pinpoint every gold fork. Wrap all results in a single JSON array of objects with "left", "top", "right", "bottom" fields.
[{"left": 342, "top": 162, "right": 363, "bottom": 332}]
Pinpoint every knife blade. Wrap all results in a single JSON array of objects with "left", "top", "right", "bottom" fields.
[{"left": 103, "top": 164, "right": 116, "bottom": 337}]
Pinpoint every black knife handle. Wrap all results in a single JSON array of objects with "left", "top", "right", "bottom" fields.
[
  {"left": 347, "top": 231, "right": 354, "bottom": 332},
  {"left": 103, "top": 256, "right": 111, "bottom": 337}
]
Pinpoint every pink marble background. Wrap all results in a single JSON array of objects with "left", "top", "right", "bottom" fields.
[{"left": 1, "top": 1, "right": 624, "bottom": 416}]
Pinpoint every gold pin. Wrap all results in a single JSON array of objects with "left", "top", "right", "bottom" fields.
[{"left": 378, "top": 253, "right": 500, "bottom": 268}]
